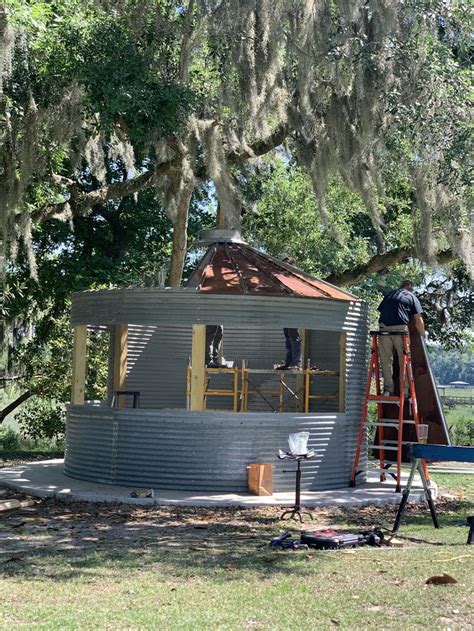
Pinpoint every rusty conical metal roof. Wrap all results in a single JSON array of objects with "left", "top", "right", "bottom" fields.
[{"left": 186, "top": 240, "right": 357, "bottom": 301}]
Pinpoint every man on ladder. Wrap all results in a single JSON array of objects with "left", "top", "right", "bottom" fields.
[
  {"left": 377, "top": 279, "right": 425, "bottom": 397},
  {"left": 351, "top": 279, "right": 428, "bottom": 492}
]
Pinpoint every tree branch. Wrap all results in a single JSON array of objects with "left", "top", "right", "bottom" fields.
[
  {"left": 227, "top": 123, "right": 291, "bottom": 164},
  {"left": 31, "top": 169, "right": 157, "bottom": 224},
  {"left": 325, "top": 247, "right": 455, "bottom": 287},
  {"left": 30, "top": 124, "right": 292, "bottom": 224},
  {"left": 0, "top": 390, "right": 31, "bottom": 423}
]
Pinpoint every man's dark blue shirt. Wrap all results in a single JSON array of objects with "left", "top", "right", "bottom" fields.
[{"left": 377, "top": 289, "right": 422, "bottom": 326}]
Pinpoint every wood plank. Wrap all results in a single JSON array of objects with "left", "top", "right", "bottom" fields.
[
  {"left": 296, "top": 329, "right": 310, "bottom": 411},
  {"left": 0, "top": 499, "right": 36, "bottom": 512},
  {"left": 190, "top": 324, "right": 206, "bottom": 411},
  {"left": 112, "top": 324, "right": 128, "bottom": 408},
  {"left": 71, "top": 325, "right": 87, "bottom": 404}
]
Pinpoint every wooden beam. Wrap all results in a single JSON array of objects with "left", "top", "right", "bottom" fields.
[
  {"left": 71, "top": 325, "right": 87, "bottom": 404},
  {"left": 112, "top": 324, "right": 128, "bottom": 408},
  {"left": 190, "top": 324, "right": 206, "bottom": 411},
  {"left": 296, "top": 329, "right": 310, "bottom": 412},
  {"left": 339, "top": 332, "right": 347, "bottom": 412}
]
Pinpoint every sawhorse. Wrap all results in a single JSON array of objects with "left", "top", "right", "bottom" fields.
[{"left": 392, "top": 444, "right": 474, "bottom": 544}]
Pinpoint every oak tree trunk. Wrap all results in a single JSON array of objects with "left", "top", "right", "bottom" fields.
[{"left": 167, "top": 182, "right": 194, "bottom": 287}]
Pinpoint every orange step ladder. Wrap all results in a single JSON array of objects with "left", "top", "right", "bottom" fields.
[{"left": 350, "top": 330, "right": 427, "bottom": 493}]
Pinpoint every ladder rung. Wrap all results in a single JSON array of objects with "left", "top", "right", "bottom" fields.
[
  {"left": 369, "top": 440, "right": 417, "bottom": 450},
  {"left": 365, "top": 418, "right": 415, "bottom": 427},
  {"left": 367, "top": 396, "right": 405, "bottom": 404},
  {"left": 369, "top": 445, "right": 400, "bottom": 451},
  {"left": 366, "top": 422, "right": 401, "bottom": 428}
]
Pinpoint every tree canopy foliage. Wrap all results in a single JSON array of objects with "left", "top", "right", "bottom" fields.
[
  {"left": 1, "top": 0, "right": 471, "bottom": 284},
  {"left": 0, "top": 0, "right": 472, "bottom": 432},
  {"left": 428, "top": 346, "right": 473, "bottom": 385}
]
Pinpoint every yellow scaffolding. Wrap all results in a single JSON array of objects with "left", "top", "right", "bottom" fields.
[
  {"left": 187, "top": 365, "right": 240, "bottom": 412},
  {"left": 241, "top": 368, "right": 287, "bottom": 412},
  {"left": 187, "top": 365, "right": 340, "bottom": 413},
  {"left": 304, "top": 368, "right": 339, "bottom": 412}
]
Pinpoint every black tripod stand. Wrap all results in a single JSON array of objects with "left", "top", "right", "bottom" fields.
[{"left": 279, "top": 451, "right": 315, "bottom": 523}]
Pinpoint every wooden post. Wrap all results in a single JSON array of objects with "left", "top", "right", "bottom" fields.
[
  {"left": 71, "top": 325, "right": 87, "bottom": 404},
  {"left": 112, "top": 324, "right": 128, "bottom": 408},
  {"left": 296, "top": 329, "right": 310, "bottom": 411},
  {"left": 190, "top": 324, "right": 206, "bottom": 411},
  {"left": 339, "top": 332, "right": 347, "bottom": 412}
]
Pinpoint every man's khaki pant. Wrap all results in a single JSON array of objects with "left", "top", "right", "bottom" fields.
[{"left": 378, "top": 324, "right": 408, "bottom": 394}]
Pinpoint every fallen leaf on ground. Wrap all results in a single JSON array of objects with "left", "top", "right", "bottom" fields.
[
  {"left": 441, "top": 493, "right": 458, "bottom": 500},
  {"left": 426, "top": 573, "right": 458, "bottom": 585}
]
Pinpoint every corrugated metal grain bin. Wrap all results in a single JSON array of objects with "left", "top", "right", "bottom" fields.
[{"left": 65, "top": 234, "right": 369, "bottom": 492}]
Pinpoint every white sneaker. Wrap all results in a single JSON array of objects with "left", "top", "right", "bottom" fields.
[{"left": 383, "top": 390, "right": 392, "bottom": 397}]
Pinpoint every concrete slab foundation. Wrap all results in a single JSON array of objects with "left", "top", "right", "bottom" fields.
[{"left": 0, "top": 459, "right": 437, "bottom": 507}]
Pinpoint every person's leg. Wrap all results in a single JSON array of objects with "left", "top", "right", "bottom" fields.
[
  {"left": 392, "top": 330, "right": 409, "bottom": 395},
  {"left": 205, "top": 326, "right": 214, "bottom": 366},
  {"left": 206, "top": 325, "right": 223, "bottom": 366},
  {"left": 283, "top": 328, "right": 292, "bottom": 366},
  {"left": 378, "top": 325, "right": 395, "bottom": 394},
  {"left": 286, "top": 328, "right": 302, "bottom": 367},
  {"left": 379, "top": 324, "right": 408, "bottom": 394},
  {"left": 212, "top": 325, "right": 224, "bottom": 362}
]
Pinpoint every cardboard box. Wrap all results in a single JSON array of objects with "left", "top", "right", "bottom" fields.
[{"left": 247, "top": 463, "right": 273, "bottom": 496}]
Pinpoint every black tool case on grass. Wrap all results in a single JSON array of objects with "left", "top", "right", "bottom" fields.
[{"left": 301, "top": 529, "right": 364, "bottom": 550}]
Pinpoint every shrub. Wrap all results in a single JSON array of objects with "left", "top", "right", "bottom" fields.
[
  {"left": 449, "top": 416, "right": 474, "bottom": 446},
  {"left": 16, "top": 399, "right": 66, "bottom": 442},
  {"left": 0, "top": 427, "right": 21, "bottom": 450}
]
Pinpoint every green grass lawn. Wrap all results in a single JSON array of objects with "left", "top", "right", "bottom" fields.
[{"left": 0, "top": 472, "right": 473, "bottom": 630}]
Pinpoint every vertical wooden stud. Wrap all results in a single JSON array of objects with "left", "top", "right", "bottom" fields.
[
  {"left": 190, "top": 324, "right": 206, "bottom": 411},
  {"left": 71, "top": 325, "right": 87, "bottom": 404},
  {"left": 339, "top": 331, "right": 347, "bottom": 412},
  {"left": 112, "top": 324, "right": 128, "bottom": 408},
  {"left": 233, "top": 367, "right": 239, "bottom": 412},
  {"left": 296, "top": 329, "right": 310, "bottom": 411}
]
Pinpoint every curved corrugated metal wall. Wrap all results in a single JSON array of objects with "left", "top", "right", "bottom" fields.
[
  {"left": 65, "top": 289, "right": 369, "bottom": 491},
  {"left": 65, "top": 407, "right": 364, "bottom": 491}
]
